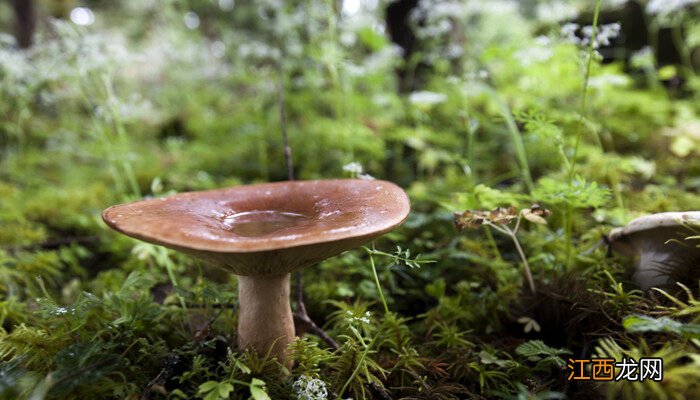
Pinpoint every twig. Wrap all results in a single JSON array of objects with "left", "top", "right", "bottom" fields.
[
  {"left": 194, "top": 307, "right": 228, "bottom": 340},
  {"left": 509, "top": 232, "right": 536, "bottom": 294},
  {"left": 293, "top": 273, "right": 339, "bottom": 351},
  {"left": 278, "top": 76, "right": 337, "bottom": 350},
  {"left": 580, "top": 238, "right": 606, "bottom": 257},
  {"left": 370, "top": 382, "right": 392, "bottom": 400},
  {"left": 277, "top": 77, "right": 294, "bottom": 181},
  {"left": 485, "top": 221, "right": 536, "bottom": 294},
  {"left": 40, "top": 357, "right": 113, "bottom": 394}
]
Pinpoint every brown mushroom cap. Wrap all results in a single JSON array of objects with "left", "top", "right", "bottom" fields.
[{"left": 103, "top": 179, "right": 410, "bottom": 275}]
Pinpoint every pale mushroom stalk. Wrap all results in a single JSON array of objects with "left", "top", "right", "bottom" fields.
[{"left": 237, "top": 274, "right": 294, "bottom": 360}]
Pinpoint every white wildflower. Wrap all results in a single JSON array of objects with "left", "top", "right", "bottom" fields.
[
  {"left": 561, "top": 23, "right": 580, "bottom": 44},
  {"left": 647, "top": 0, "right": 700, "bottom": 16},
  {"left": 293, "top": 375, "right": 328, "bottom": 400},
  {"left": 516, "top": 36, "right": 554, "bottom": 66},
  {"left": 631, "top": 46, "right": 655, "bottom": 69},
  {"left": 219, "top": 0, "right": 235, "bottom": 11},
  {"left": 346, "top": 311, "right": 372, "bottom": 326},
  {"left": 210, "top": 41, "right": 226, "bottom": 58},
  {"left": 562, "top": 22, "right": 621, "bottom": 49},
  {"left": 343, "top": 162, "right": 375, "bottom": 180},
  {"left": 238, "top": 40, "right": 281, "bottom": 62},
  {"left": 583, "top": 23, "right": 621, "bottom": 48},
  {"left": 445, "top": 44, "right": 464, "bottom": 59},
  {"left": 342, "top": 162, "right": 364, "bottom": 175},
  {"left": 70, "top": 7, "right": 95, "bottom": 26},
  {"left": 360, "top": 45, "right": 402, "bottom": 75},
  {"left": 588, "top": 73, "right": 631, "bottom": 88},
  {"left": 184, "top": 11, "right": 200, "bottom": 29},
  {"left": 536, "top": 2, "right": 579, "bottom": 24},
  {"left": 371, "top": 94, "right": 392, "bottom": 107},
  {"left": 464, "top": 70, "right": 489, "bottom": 82},
  {"left": 342, "top": 0, "right": 362, "bottom": 17},
  {"left": 408, "top": 91, "right": 447, "bottom": 107}
]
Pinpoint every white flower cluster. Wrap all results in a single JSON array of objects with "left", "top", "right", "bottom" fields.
[
  {"left": 561, "top": 22, "right": 621, "bottom": 49},
  {"left": 0, "top": 19, "right": 134, "bottom": 106},
  {"left": 292, "top": 375, "right": 328, "bottom": 400},
  {"left": 408, "top": 91, "right": 447, "bottom": 107},
  {"left": 631, "top": 46, "right": 655, "bottom": 69},
  {"left": 464, "top": 70, "right": 489, "bottom": 82},
  {"left": 588, "top": 73, "right": 631, "bottom": 89},
  {"left": 94, "top": 94, "right": 154, "bottom": 124},
  {"left": 535, "top": 2, "right": 579, "bottom": 24},
  {"left": 411, "top": 0, "right": 518, "bottom": 39},
  {"left": 647, "top": 0, "right": 700, "bottom": 16},
  {"left": 342, "top": 162, "right": 375, "bottom": 180},
  {"left": 515, "top": 36, "right": 555, "bottom": 66},
  {"left": 238, "top": 40, "right": 282, "bottom": 63},
  {"left": 342, "top": 45, "right": 402, "bottom": 78},
  {"left": 346, "top": 310, "right": 372, "bottom": 326}
]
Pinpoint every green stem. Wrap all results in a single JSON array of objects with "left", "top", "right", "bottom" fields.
[
  {"left": 485, "top": 223, "right": 535, "bottom": 293},
  {"left": 467, "top": 119, "right": 478, "bottom": 186},
  {"left": 368, "top": 249, "right": 390, "bottom": 316},
  {"left": 508, "top": 230, "right": 536, "bottom": 294},
  {"left": 568, "top": 0, "right": 602, "bottom": 181},
  {"left": 157, "top": 247, "right": 190, "bottom": 327},
  {"left": 672, "top": 23, "right": 696, "bottom": 75},
  {"left": 338, "top": 327, "right": 374, "bottom": 397},
  {"left": 485, "top": 87, "right": 534, "bottom": 192},
  {"left": 565, "top": 0, "right": 602, "bottom": 268},
  {"left": 565, "top": 204, "right": 574, "bottom": 267},
  {"left": 483, "top": 227, "right": 502, "bottom": 261}
]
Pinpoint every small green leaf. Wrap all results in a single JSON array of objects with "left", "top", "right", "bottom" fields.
[
  {"left": 204, "top": 391, "right": 220, "bottom": 400},
  {"left": 250, "top": 379, "right": 272, "bottom": 400},
  {"left": 218, "top": 383, "right": 233, "bottom": 398},
  {"left": 250, "top": 378, "right": 265, "bottom": 386},
  {"left": 516, "top": 340, "right": 570, "bottom": 357},
  {"left": 235, "top": 360, "right": 252, "bottom": 374},
  {"left": 623, "top": 315, "right": 700, "bottom": 339},
  {"left": 197, "top": 381, "right": 219, "bottom": 395}
]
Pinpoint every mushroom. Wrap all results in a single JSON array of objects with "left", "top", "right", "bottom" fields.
[
  {"left": 102, "top": 179, "right": 410, "bottom": 366},
  {"left": 607, "top": 211, "right": 700, "bottom": 289}
]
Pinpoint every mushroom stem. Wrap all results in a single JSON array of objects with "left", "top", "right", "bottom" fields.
[{"left": 237, "top": 273, "right": 294, "bottom": 368}]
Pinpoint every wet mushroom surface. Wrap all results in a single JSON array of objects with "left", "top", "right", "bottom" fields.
[
  {"left": 103, "top": 179, "right": 410, "bottom": 275},
  {"left": 102, "top": 179, "right": 410, "bottom": 366}
]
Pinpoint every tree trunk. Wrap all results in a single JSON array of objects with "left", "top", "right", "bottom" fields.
[{"left": 12, "top": 0, "right": 36, "bottom": 49}]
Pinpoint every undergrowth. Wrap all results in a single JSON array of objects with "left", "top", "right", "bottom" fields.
[{"left": 1, "top": 0, "right": 700, "bottom": 399}]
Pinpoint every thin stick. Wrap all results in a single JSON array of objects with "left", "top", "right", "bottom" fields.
[
  {"left": 293, "top": 274, "right": 339, "bottom": 351},
  {"left": 278, "top": 76, "right": 338, "bottom": 349},
  {"left": 509, "top": 232, "right": 536, "bottom": 294},
  {"left": 277, "top": 78, "right": 294, "bottom": 181},
  {"left": 568, "top": 0, "right": 602, "bottom": 181},
  {"left": 486, "top": 222, "right": 536, "bottom": 294}
]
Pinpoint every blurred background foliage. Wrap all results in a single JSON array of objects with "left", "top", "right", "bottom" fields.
[{"left": 1, "top": 0, "right": 699, "bottom": 399}]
